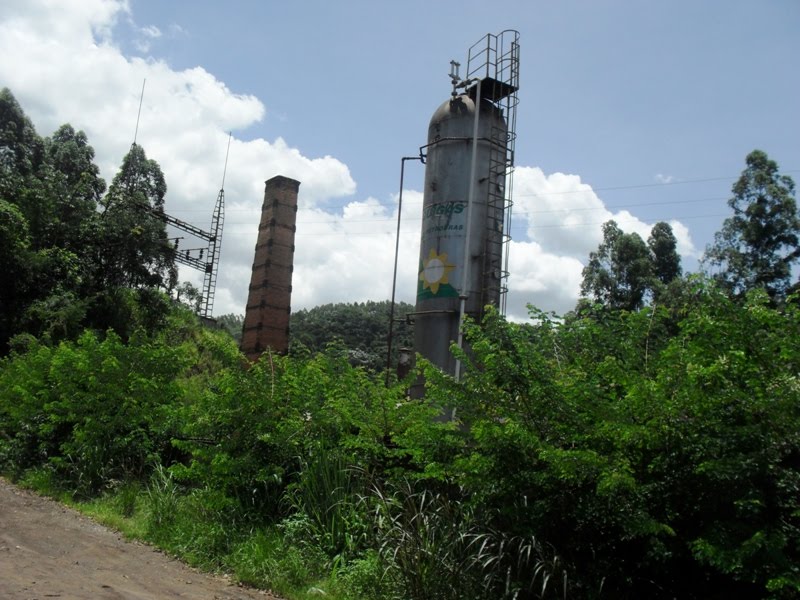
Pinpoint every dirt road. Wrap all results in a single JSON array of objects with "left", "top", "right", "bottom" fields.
[{"left": 0, "top": 477, "right": 278, "bottom": 599}]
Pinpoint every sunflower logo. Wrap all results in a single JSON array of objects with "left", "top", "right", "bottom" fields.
[{"left": 419, "top": 248, "right": 456, "bottom": 295}]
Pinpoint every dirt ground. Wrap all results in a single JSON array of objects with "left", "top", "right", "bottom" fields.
[{"left": 0, "top": 477, "right": 280, "bottom": 600}]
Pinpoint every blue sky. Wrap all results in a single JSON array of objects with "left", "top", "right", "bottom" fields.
[{"left": 2, "top": 0, "right": 798, "bottom": 319}]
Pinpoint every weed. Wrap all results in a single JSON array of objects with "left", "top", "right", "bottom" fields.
[
  {"left": 110, "top": 479, "right": 141, "bottom": 517},
  {"left": 332, "top": 550, "right": 401, "bottom": 600},
  {"left": 226, "top": 529, "right": 327, "bottom": 595},
  {"left": 370, "top": 480, "right": 485, "bottom": 599},
  {"left": 146, "top": 463, "right": 179, "bottom": 532},
  {"left": 283, "top": 451, "right": 369, "bottom": 560}
]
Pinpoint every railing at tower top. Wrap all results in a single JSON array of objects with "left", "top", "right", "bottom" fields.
[
  {"left": 465, "top": 30, "right": 520, "bottom": 315},
  {"left": 466, "top": 30, "right": 520, "bottom": 100}
]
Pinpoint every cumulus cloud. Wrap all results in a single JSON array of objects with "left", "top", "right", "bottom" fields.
[
  {"left": 508, "top": 167, "right": 697, "bottom": 316},
  {"left": 506, "top": 240, "right": 585, "bottom": 321},
  {"left": 133, "top": 24, "right": 161, "bottom": 52},
  {"left": 0, "top": 0, "right": 357, "bottom": 316},
  {"left": 655, "top": 173, "right": 675, "bottom": 184},
  {"left": 0, "top": 0, "right": 697, "bottom": 322}
]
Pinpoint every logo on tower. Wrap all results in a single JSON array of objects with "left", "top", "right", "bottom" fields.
[{"left": 418, "top": 247, "right": 458, "bottom": 299}]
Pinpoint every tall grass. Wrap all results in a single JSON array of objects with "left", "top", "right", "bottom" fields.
[
  {"left": 283, "top": 451, "right": 369, "bottom": 560},
  {"left": 369, "top": 480, "right": 569, "bottom": 600}
]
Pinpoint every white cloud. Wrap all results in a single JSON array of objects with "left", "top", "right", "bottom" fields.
[
  {"left": 0, "top": 0, "right": 128, "bottom": 45},
  {"left": 0, "top": 0, "right": 357, "bottom": 316},
  {"left": 506, "top": 167, "right": 697, "bottom": 316},
  {"left": 139, "top": 24, "right": 161, "bottom": 38},
  {"left": 655, "top": 173, "right": 675, "bottom": 184},
  {"left": 506, "top": 241, "right": 585, "bottom": 320},
  {"left": 133, "top": 24, "right": 161, "bottom": 52},
  {"left": 0, "top": 0, "right": 697, "bottom": 324}
]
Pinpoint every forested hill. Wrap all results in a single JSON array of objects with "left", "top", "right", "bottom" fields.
[
  {"left": 218, "top": 301, "right": 414, "bottom": 373},
  {"left": 2, "top": 86, "right": 800, "bottom": 599}
]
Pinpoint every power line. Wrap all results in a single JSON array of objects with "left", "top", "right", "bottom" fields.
[
  {"left": 216, "top": 212, "right": 731, "bottom": 237},
  {"left": 513, "top": 175, "right": 741, "bottom": 196},
  {"left": 182, "top": 195, "right": 727, "bottom": 223},
  {"left": 169, "top": 190, "right": 733, "bottom": 219}
]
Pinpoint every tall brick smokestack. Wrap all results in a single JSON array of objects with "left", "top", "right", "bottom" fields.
[{"left": 241, "top": 175, "right": 300, "bottom": 360}]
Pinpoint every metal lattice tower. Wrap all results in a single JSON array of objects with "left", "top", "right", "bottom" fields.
[
  {"left": 200, "top": 187, "right": 224, "bottom": 317},
  {"left": 158, "top": 134, "right": 229, "bottom": 318},
  {"left": 465, "top": 30, "right": 520, "bottom": 315}
]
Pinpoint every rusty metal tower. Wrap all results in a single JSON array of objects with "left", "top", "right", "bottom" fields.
[{"left": 168, "top": 134, "right": 229, "bottom": 318}]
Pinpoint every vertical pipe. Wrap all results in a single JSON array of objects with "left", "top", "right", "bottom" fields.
[
  {"left": 454, "top": 78, "right": 482, "bottom": 383},
  {"left": 386, "top": 156, "right": 421, "bottom": 387}
]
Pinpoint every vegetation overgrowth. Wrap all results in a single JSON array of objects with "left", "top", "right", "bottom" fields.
[
  {"left": 3, "top": 287, "right": 799, "bottom": 599},
  {"left": 2, "top": 87, "right": 799, "bottom": 598}
]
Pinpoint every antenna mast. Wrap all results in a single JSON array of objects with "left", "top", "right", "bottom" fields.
[
  {"left": 132, "top": 79, "right": 146, "bottom": 145},
  {"left": 125, "top": 80, "right": 228, "bottom": 319}
]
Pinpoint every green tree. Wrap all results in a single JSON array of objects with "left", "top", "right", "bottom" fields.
[
  {"left": 39, "top": 124, "right": 105, "bottom": 252},
  {"left": 580, "top": 220, "right": 654, "bottom": 311},
  {"left": 0, "top": 88, "right": 45, "bottom": 205},
  {"left": 0, "top": 200, "right": 34, "bottom": 351},
  {"left": 290, "top": 300, "right": 414, "bottom": 372},
  {"left": 98, "top": 143, "right": 176, "bottom": 290},
  {"left": 174, "top": 281, "right": 203, "bottom": 313},
  {"left": 704, "top": 150, "right": 799, "bottom": 300},
  {"left": 442, "top": 287, "right": 800, "bottom": 598},
  {"left": 0, "top": 88, "right": 50, "bottom": 242},
  {"left": 648, "top": 221, "right": 682, "bottom": 286}
]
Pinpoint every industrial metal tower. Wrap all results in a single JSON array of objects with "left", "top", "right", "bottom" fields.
[
  {"left": 465, "top": 30, "right": 520, "bottom": 315},
  {"left": 167, "top": 135, "right": 230, "bottom": 318},
  {"left": 412, "top": 30, "right": 520, "bottom": 385}
]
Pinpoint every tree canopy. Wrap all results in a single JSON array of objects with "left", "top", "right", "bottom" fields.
[
  {"left": 98, "top": 143, "right": 176, "bottom": 290},
  {"left": 0, "top": 89, "right": 175, "bottom": 353},
  {"left": 580, "top": 220, "right": 681, "bottom": 311},
  {"left": 290, "top": 300, "right": 414, "bottom": 372},
  {"left": 704, "top": 149, "right": 799, "bottom": 300}
]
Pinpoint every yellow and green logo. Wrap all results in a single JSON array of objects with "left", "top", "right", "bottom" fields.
[{"left": 417, "top": 247, "right": 458, "bottom": 299}]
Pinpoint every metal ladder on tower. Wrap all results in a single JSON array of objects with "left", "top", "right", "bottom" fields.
[
  {"left": 482, "top": 122, "right": 512, "bottom": 309},
  {"left": 466, "top": 30, "right": 519, "bottom": 314},
  {"left": 200, "top": 187, "right": 224, "bottom": 318}
]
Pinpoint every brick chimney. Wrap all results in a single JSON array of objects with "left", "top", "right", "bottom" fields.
[{"left": 240, "top": 175, "right": 300, "bottom": 360}]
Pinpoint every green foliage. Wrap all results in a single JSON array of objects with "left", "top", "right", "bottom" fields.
[
  {"left": 215, "top": 312, "right": 244, "bottom": 343},
  {"left": 581, "top": 220, "right": 652, "bottom": 311},
  {"left": 3, "top": 114, "right": 799, "bottom": 599},
  {"left": 98, "top": 143, "right": 176, "bottom": 290},
  {"left": 332, "top": 550, "right": 401, "bottom": 600},
  {"left": 370, "top": 480, "right": 486, "bottom": 599},
  {"left": 0, "top": 87, "right": 45, "bottom": 207},
  {"left": 581, "top": 220, "right": 683, "bottom": 312},
  {"left": 171, "top": 344, "right": 409, "bottom": 520},
  {"left": 0, "top": 89, "right": 180, "bottom": 351},
  {"left": 290, "top": 300, "right": 414, "bottom": 373},
  {"left": 225, "top": 529, "right": 327, "bottom": 595},
  {"left": 283, "top": 452, "right": 369, "bottom": 560},
  {"left": 648, "top": 220, "right": 682, "bottom": 287},
  {"left": 445, "top": 286, "right": 800, "bottom": 598},
  {"left": 2, "top": 280, "right": 797, "bottom": 598},
  {"left": 0, "top": 199, "right": 34, "bottom": 350},
  {"left": 0, "top": 327, "right": 189, "bottom": 494},
  {"left": 705, "top": 149, "right": 799, "bottom": 300},
  {"left": 38, "top": 123, "right": 106, "bottom": 252},
  {"left": 146, "top": 463, "right": 180, "bottom": 531}
]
